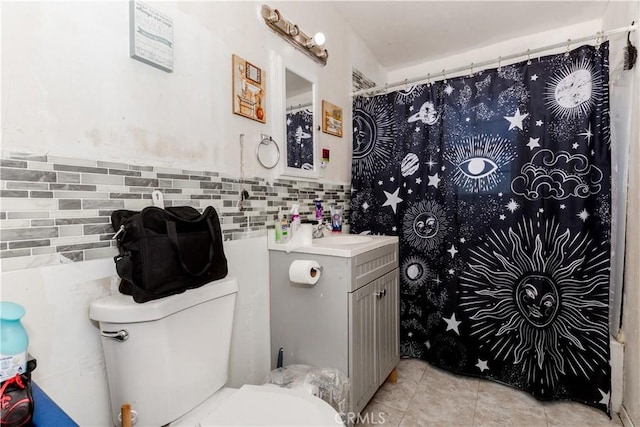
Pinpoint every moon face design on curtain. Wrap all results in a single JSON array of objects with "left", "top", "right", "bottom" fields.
[
  {"left": 286, "top": 109, "right": 313, "bottom": 169},
  {"left": 351, "top": 43, "right": 611, "bottom": 414},
  {"left": 352, "top": 96, "right": 397, "bottom": 180}
]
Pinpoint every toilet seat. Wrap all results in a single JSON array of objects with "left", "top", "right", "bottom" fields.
[{"left": 196, "top": 385, "right": 341, "bottom": 426}]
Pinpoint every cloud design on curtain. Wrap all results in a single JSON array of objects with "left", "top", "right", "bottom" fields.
[{"left": 511, "top": 149, "right": 604, "bottom": 200}]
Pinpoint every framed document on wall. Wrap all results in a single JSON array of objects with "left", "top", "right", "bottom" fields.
[{"left": 129, "top": 1, "right": 174, "bottom": 72}]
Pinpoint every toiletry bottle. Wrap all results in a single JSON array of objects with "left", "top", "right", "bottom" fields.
[
  {"left": 290, "top": 204, "right": 301, "bottom": 235},
  {"left": 330, "top": 205, "right": 343, "bottom": 233},
  {"left": 0, "top": 301, "right": 29, "bottom": 382},
  {"left": 314, "top": 199, "right": 323, "bottom": 222},
  {"left": 279, "top": 208, "right": 289, "bottom": 242},
  {"left": 275, "top": 211, "right": 284, "bottom": 243}
]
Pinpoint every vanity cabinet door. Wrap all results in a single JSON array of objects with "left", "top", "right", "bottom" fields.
[
  {"left": 348, "top": 280, "right": 378, "bottom": 413},
  {"left": 348, "top": 268, "right": 400, "bottom": 413},
  {"left": 376, "top": 269, "right": 400, "bottom": 385}
]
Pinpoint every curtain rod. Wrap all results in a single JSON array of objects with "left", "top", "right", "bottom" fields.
[
  {"left": 287, "top": 102, "right": 313, "bottom": 112},
  {"left": 352, "top": 23, "right": 638, "bottom": 98}
]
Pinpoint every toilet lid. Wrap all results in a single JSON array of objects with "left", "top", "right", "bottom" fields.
[{"left": 200, "top": 385, "right": 341, "bottom": 426}]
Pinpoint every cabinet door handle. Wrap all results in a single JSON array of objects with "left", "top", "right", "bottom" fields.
[{"left": 381, "top": 289, "right": 387, "bottom": 297}]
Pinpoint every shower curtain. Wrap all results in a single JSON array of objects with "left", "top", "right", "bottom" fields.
[
  {"left": 351, "top": 43, "right": 611, "bottom": 413},
  {"left": 286, "top": 109, "right": 314, "bottom": 169}
]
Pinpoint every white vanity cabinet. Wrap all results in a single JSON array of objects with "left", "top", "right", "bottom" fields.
[{"left": 268, "top": 235, "right": 399, "bottom": 414}]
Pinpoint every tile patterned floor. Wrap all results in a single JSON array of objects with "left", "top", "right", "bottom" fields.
[{"left": 359, "top": 358, "right": 623, "bottom": 427}]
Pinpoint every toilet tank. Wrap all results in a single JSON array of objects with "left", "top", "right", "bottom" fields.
[{"left": 90, "top": 276, "right": 238, "bottom": 427}]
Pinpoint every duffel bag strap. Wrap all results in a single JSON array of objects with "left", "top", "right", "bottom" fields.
[{"left": 166, "top": 219, "right": 216, "bottom": 277}]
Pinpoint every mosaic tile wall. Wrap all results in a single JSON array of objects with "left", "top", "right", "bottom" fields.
[
  {"left": 352, "top": 68, "right": 377, "bottom": 92},
  {"left": 0, "top": 152, "right": 351, "bottom": 272}
]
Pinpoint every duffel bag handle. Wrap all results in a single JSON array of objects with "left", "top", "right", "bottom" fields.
[{"left": 166, "top": 218, "right": 217, "bottom": 277}]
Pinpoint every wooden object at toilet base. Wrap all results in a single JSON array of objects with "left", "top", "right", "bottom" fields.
[
  {"left": 121, "top": 403, "right": 132, "bottom": 427},
  {"left": 386, "top": 367, "right": 398, "bottom": 383}
]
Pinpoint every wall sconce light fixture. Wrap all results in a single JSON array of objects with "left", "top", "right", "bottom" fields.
[{"left": 261, "top": 4, "right": 328, "bottom": 66}]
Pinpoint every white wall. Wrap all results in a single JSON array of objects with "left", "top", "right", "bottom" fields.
[
  {"left": 1, "top": 1, "right": 359, "bottom": 184},
  {"left": 387, "top": 19, "right": 602, "bottom": 84},
  {"left": 0, "top": 1, "right": 382, "bottom": 425}
]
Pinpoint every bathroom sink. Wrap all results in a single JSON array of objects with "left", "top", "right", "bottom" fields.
[
  {"left": 313, "top": 235, "right": 372, "bottom": 246},
  {"left": 268, "top": 232, "right": 397, "bottom": 257}
]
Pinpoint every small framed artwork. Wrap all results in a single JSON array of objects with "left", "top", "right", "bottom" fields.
[
  {"left": 129, "top": 1, "right": 174, "bottom": 72},
  {"left": 232, "top": 54, "right": 266, "bottom": 123},
  {"left": 322, "top": 100, "right": 343, "bottom": 137}
]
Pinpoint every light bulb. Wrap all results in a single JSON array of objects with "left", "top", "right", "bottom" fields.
[{"left": 313, "top": 32, "right": 326, "bottom": 46}]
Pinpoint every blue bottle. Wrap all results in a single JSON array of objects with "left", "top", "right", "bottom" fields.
[{"left": 0, "top": 302, "right": 29, "bottom": 382}]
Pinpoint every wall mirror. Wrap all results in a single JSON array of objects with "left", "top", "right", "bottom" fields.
[
  {"left": 270, "top": 53, "right": 318, "bottom": 178},
  {"left": 285, "top": 69, "right": 314, "bottom": 171}
]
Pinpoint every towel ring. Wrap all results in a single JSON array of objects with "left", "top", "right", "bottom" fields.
[{"left": 256, "top": 135, "right": 280, "bottom": 169}]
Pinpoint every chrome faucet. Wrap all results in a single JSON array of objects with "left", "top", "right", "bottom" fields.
[{"left": 313, "top": 222, "right": 331, "bottom": 239}]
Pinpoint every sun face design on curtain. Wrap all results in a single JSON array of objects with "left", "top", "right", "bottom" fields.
[
  {"left": 460, "top": 218, "right": 609, "bottom": 393},
  {"left": 351, "top": 43, "right": 611, "bottom": 414}
]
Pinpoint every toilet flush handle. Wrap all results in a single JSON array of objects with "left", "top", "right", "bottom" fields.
[{"left": 101, "top": 330, "right": 129, "bottom": 342}]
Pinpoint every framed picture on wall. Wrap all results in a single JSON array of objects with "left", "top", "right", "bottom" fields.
[
  {"left": 232, "top": 54, "right": 266, "bottom": 123},
  {"left": 129, "top": 1, "right": 174, "bottom": 72},
  {"left": 322, "top": 100, "right": 343, "bottom": 137}
]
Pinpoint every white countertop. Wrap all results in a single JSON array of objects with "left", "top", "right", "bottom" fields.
[{"left": 267, "top": 230, "right": 398, "bottom": 258}]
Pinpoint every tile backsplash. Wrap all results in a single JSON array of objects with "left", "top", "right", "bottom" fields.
[{"left": 0, "top": 152, "right": 351, "bottom": 272}]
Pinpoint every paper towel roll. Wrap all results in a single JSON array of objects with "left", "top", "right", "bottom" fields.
[{"left": 289, "top": 260, "right": 322, "bottom": 285}]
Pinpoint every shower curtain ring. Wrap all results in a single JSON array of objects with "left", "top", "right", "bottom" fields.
[
  {"left": 470, "top": 62, "right": 474, "bottom": 76},
  {"left": 527, "top": 49, "right": 532, "bottom": 65},
  {"left": 565, "top": 39, "right": 572, "bottom": 57},
  {"left": 442, "top": 69, "right": 447, "bottom": 83},
  {"left": 497, "top": 56, "right": 502, "bottom": 71},
  {"left": 426, "top": 73, "right": 432, "bottom": 86},
  {"left": 404, "top": 78, "right": 408, "bottom": 90}
]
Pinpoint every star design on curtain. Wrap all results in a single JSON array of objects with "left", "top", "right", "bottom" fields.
[
  {"left": 382, "top": 187, "right": 403, "bottom": 213},
  {"left": 443, "top": 313, "right": 461, "bottom": 335},
  {"left": 504, "top": 108, "right": 529, "bottom": 130}
]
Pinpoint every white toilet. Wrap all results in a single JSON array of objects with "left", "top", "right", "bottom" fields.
[{"left": 89, "top": 276, "right": 341, "bottom": 426}]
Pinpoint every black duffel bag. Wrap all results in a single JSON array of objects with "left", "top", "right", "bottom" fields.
[{"left": 111, "top": 206, "right": 228, "bottom": 303}]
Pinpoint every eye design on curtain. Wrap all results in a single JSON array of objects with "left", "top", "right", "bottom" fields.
[
  {"left": 446, "top": 134, "right": 516, "bottom": 193},
  {"left": 458, "top": 157, "right": 498, "bottom": 179}
]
